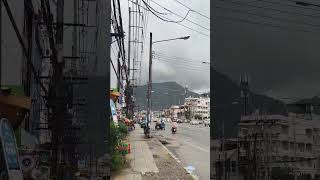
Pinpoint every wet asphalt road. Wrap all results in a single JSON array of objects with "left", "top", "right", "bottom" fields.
[{"left": 153, "top": 122, "right": 210, "bottom": 180}]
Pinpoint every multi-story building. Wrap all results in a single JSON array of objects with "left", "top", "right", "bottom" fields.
[
  {"left": 185, "top": 96, "right": 210, "bottom": 120},
  {"left": 238, "top": 113, "right": 320, "bottom": 179},
  {"left": 212, "top": 112, "right": 320, "bottom": 180}
]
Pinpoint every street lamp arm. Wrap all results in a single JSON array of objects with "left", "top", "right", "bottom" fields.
[{"left": 152, "top": 36, "right": 190, "bottom": 44}]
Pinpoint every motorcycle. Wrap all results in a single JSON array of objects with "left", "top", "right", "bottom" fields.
[
  {"left": 171, "top": 127, "right": 177, "bottom": 134},
  {"left": 144, "top": 126, "right": 151, "bottom": 138},
  {"left": 155, "top": 122, "right": 165, "bottom": 130}
]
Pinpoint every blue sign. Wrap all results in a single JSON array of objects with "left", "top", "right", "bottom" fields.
[
  {"left": 0, "top": 119, "right": 20, "bottom": 170},
  {"left": 110, "top": 99, "right": 118, "bottom": 122}
]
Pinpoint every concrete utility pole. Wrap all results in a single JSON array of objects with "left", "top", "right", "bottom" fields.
[
  {"left": 146, "top": 32, "right": 152, "bottom": 137},
  {"left": 117, "top": 52, "right": 121, "bottom": 91},
  {"left": 51, "top": 0, "right": 64, "bottom": 178},
  {"left": 72, "top": 0, "right": 78, "bottom": 75},
  {"left": 127, "top": 7, "right": 131, "bottom": 79},
  {"left": 0, "top": 0, "right": 1, "bottom": 87}
]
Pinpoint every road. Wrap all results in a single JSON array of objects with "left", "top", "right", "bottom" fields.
[{"left": 153, "top": 122, "right": 210, "bottom": 180}]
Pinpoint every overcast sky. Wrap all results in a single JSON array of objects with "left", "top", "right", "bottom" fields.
[
  {"left": 111, "top": 0, "right": 210, "bottom": 93},
  {"left": 213, "top": 0, "right": 320, "bottom": 100}
]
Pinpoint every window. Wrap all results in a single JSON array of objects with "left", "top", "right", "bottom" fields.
[
  {"left": 281, "top": 125, "right": 289, "bottom": 134},
  {"left": 298, "top": 143, "right": 305, "bottom": 152},
  {"left": 241, "top": 128, "right": 248, "bottom": 135},
  {"left": 231, "top": 161, "right": 236, "bottom": 172},
  {"left": 306, "top": 144, "right": 312, "bottom": 153},
  {"left": 290, "top": 142, "right": 294, "bottom": 151},
  {"left": 282, "top": 141, "right": 289, "bottom": 151},
  {"left": 306, "top": 129, "right": 312, "bottom": 138}
]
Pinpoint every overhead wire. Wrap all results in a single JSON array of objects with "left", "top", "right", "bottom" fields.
[
  {"left": 214, "top": 15, "right": 312, "bottom": 33},
  {"left": 216, "top": 0, "right": 320, "bottom": 19},
  {"left": 150, "top": 0, "right": 210, "bottom": 31},
  {"left": 133, "top": 0, "right": 210, "bottom": 37},
  {"left": 214, "top": 5, "right": 320, "bottom": 29},
  {"left": 171, "top": 0, "right": 210, "bottom": 19},
  {"left": 153, "top": 57, "right": 210, "bottom": 67},
  {"left": 142, "top": 0, "right": 192, "bottom": 23},
  {"left": 153, "top": 52, "right": 209, "bottom": 62}
]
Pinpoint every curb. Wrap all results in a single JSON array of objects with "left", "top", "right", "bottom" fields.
[{"left": 157, "top": 139, "right": 199, "bottom": 180}]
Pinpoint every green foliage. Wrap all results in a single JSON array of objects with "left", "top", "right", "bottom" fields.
[
  {"left": 118, "top": 122, "right": 128, "bottom": 138},
  {"left": 109, "top": 121, "right": 128, "bottom": 171},
  {"left": 2, "top": 85, "right": 24, "bottom": 96},
  {"left": 110, "top": 151, "right": 125, "bottom": 171}
]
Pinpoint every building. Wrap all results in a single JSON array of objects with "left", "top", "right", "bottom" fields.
[
  {"left": 238, "top": 113, "right": 320, "bottom": 180},
  {"left": 212, "top": 111, "right": 320, "bottom": 180},
  {"left": 184, "top": 96, "right": 210, "bottom": 120}
]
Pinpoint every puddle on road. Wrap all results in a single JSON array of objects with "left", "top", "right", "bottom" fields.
[{"left": 185, "top": 165, "right": 196, "bottom": 174}]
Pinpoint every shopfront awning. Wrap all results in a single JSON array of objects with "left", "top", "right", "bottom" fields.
[{"left": 0, "top": 94, "right": 31, "bottom": 129}]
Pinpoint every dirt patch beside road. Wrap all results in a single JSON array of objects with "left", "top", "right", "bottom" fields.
[{"left": 142, "top": 138, "right": 194, "bottom": 180}]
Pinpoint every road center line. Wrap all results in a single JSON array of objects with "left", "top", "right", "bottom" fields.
[{"left": 182, "top": 140, "right": 209, "bottom": 153}]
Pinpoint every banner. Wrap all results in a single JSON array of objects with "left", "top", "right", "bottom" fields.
[{"left": 110, "top": 99, "right": 118, "bottom": 124}]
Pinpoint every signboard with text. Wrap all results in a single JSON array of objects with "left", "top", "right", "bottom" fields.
[
  {"left": 110, "top": 99, "right": 118, "bottom": 124},
  {"left": 0, "top": 118, "right": 23, "bottom": 180}
]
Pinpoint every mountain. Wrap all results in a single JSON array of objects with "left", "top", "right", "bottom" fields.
[
  {"left": 287, "top": 96, "right": 320, "bottom": 114},
  {"left": 134, "top": 82, "right": 199, "bottom": 111},
  {"left": 212, "top": 70, "right": 287, "bottom": 139}
]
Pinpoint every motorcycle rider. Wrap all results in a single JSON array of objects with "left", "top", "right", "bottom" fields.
[
  {"left": 160, "top": 119, "right": 165, "bottom": 130},
  {"left": 171, "top": 121, "right": 178, "bottom": 133}
]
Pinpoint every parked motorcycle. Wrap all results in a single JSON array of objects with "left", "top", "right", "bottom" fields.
[{"left": 171, "top": 127, "right": 177, "bottom": 134}]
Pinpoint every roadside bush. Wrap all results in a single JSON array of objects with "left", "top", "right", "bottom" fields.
[
  {"left": 110, "top": 151, "right": 124, "bottom": 171},
  {"left": 109, "top": 121, "right": 129, "bottom": 171},
  {"left": 118, "top": 121, "right": 128, "bottom": 138}
]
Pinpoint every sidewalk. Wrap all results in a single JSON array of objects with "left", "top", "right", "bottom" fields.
[
  {"left": 111, "top": 126, "right": 193, "bottom": 180},
  {"left": 111, "top": 126, "right": 159, "bottom": 180}
]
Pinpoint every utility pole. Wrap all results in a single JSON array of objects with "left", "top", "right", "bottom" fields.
[
  {"left": 117, "top": 52, "right": 121, "bottom": 91},
  {"left": 0, "top": 0, "right": 1, "bottom": 88},
  {"left": 52, "top": 0, "right": 64, "bottom": 178},
  {"left": 127, "top": 7, "right": 131, "bottom": 80},
  {"left": 72, "top": 0, "right": 78, "bottom": 75},
  {"left": 146, "top": 32, "right": 152, "bottom": 137},
  {"left": 127, "top": 7, "right": 132, "bottom": 118},
  {"left": 293, "top": 114, "right": 297, "bottom": 180}
]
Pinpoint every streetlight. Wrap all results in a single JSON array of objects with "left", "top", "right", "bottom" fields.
[{"left": 146, "top": 33, "right": 190, "bottom": 138}]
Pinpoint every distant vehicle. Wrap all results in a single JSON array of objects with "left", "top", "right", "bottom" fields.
[
  {"left": 155, "top": 121, "right": 165, "bottom": 130},
  {"left": 140, "top": 119, "right": 147, "bottom": 128},
  {"left": 204, "top": 119, "right": 210, "bottom": 127},
  {"left": 177, "top": 119, "right": 183, "bottom": 123},
  {"left": 190, "top": 120, "right": 199, "bottom": 125}
]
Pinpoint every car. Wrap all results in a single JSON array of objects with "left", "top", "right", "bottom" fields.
[
  {"left": 204, "top": 120, "right": 210, "bottom": 127},
  {"left": 177, "top": 119, "right": 183, "bottom": 123},
  {"left": 190, "top": 120, "right": 199, "bottom": 125}
]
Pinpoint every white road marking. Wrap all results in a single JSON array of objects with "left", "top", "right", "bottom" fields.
[{"left": 182, "top": 140, "right": 210, "bottom": 153}]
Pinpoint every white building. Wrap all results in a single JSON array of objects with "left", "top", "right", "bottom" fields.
[
  {"left": 185, "top": 96, "right": 210, "bottom": 119},
  {"left": 237, "top": 113, "right": 320, "bottom": 179}
]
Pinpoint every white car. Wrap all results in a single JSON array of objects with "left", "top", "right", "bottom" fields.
[{"left": 190, "top": 120, "right": 199, "bottom": 125}]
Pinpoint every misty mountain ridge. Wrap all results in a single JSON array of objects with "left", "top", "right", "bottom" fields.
[
  {"left": 134, "top": 81, "right": 200, "bottom": 111},
  {"left": 212, "top": 70, "right": 287, "bottom": 139}
]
